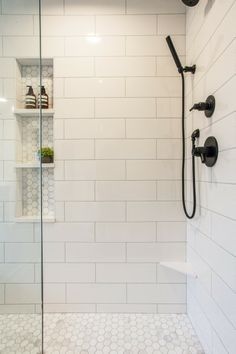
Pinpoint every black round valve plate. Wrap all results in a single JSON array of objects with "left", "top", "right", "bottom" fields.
[
  {"left": 205, "top": 95, "right": 215, "bottom": 118},
  {"left": 204, "top": 136, "right": 218, "bottom": 167}
]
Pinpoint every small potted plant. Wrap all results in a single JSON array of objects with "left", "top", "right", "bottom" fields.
[{"left": 38, "top": 147, "right": 54, "bottom": 163}]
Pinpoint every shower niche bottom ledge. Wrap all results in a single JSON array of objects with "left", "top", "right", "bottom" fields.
[{"left": 15, "top": 215, "right": 55, "bottom": 223}]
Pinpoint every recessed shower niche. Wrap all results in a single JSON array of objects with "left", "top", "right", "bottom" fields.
[{"left": 14, "top": 58, "right": 55, "bottom": 222}]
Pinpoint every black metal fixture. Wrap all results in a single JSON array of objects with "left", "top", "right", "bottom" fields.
[
  {"left": 191, "top": 129, "right": 200, "bottom": 141},
  {"left": 192, "top": 135, "right": 218, "bottom": 167},
  {"left": 182, "top": 0, "right": 200, "bottom": 6},
  {"left": 165, "top": 35, "right": 197, "bottom": 219},
  {"left": 190, "top": 95, "right": 216, "bottom": 117},
  {"left": 166, "top": 36, "right": 196, "bottom": 74}
]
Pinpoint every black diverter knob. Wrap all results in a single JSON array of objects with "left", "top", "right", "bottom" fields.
[{"left": 190, "top": 95, "right": 215, "bottom": 117}]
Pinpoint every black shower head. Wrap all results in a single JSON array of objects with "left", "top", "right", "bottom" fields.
[
  {"left": 166, "top": 35, "right": 183, "bottom": 73},
  {"left": 182, "top": 0, "right": 199, "bottom": 6}
]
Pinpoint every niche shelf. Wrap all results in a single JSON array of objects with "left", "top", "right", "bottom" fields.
[
  {"left": 15, "top": 163, "right": 55, "bottom": 169},
  {"left": 14, "top": 58, "right": 55, "bottom": 223},
  {"left": 14, "top": 109, "right": 55, "bottom": 117},
  {"left": 15, "top": 216, "right": 55, "bottom": 223}
]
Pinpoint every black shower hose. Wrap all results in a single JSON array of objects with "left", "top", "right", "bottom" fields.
[{"left": 181, "top": 72, "right": 196, "bottom": 219}]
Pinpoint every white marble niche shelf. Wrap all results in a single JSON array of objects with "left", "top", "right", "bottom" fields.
[
  {"left": 15, "top": 216, "right": 55, "bottom": 223},
  {"left": 15, "top": 162, "right": 55, "bottom": 169},
  {"left": 14, "top": 108, "right": 55, "bottom": 117}
]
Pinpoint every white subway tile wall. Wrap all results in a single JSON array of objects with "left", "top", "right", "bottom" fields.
[
  {"left": 0, "top": 0, "right": 187, "bottom": 314},
  {"left": 186, "top": 1, "right": 236, "bottom": 353}
]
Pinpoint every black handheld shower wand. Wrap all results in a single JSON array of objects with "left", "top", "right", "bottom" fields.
[
  {"left": 166, "top": 35, "right": 197, "bottom": 219},
  {"left": 166, "top": 36, "right": 196, "bottom": 74}
]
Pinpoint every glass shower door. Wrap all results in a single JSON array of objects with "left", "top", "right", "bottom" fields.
[{"left": 0, "top": 1, "right": 43, "bottom": 353}]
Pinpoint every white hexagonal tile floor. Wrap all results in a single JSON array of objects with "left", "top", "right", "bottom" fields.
[{"left": 0, "top": 313, "right": 204, "bottom": 353}]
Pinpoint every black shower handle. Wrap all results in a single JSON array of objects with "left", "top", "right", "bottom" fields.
[
  {"left": 190, "top": 102, "right": 209, "bottom": 112},
  {"left": 189, "top": 96, "right": 215, "bottom": 117}
]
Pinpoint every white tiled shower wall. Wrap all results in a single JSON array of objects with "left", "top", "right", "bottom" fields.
[
  {"left": 186, "top": 1, "right": 236, "bottom": 353},
  {"left": 0, "top": 0, "right": 187, "bottom": 314}
]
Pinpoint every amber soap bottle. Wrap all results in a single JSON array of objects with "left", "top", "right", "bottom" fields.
[
  {"left": 25, "top": 85, "right": 36, "bottom": 109},
  {"left": 38, "top": 86, "right": 49, "bottom": 109}
]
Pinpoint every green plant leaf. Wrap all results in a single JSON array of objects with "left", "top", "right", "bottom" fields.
[{"left": 38, "top": 147, "right": 54, "bottom": 158}]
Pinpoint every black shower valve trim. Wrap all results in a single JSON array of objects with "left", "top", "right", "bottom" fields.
[
  {"left": 192, "top": 146, "right": 210, "bottom": 164},
  {"left": 192, "top": 136, "right": 218, "bottom": 167}
]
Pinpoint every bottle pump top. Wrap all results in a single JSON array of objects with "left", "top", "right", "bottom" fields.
[
  {"left": 27, "top": 85, "right": 34, "bottom": 95},
  {"left": 41, "top": 86, "right": 46, "bottom": 94}
]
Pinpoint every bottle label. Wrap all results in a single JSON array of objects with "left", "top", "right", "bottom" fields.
[
  {"left": 38, "top": 94, "right": 48, "bottom": 108},
  {"left": 25, "top": 95, "right": 36, "bottom": 108}
]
